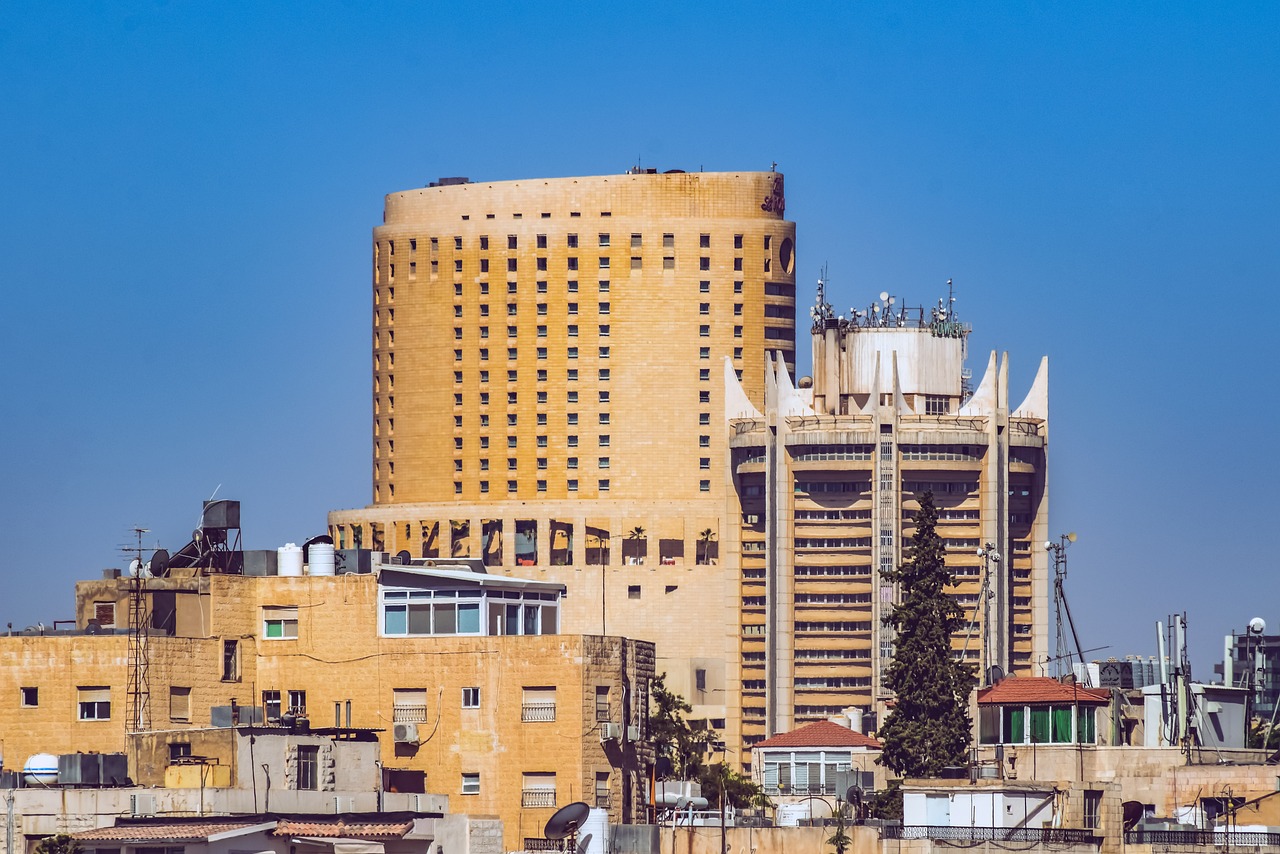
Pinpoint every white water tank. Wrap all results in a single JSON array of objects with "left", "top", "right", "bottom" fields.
[
  {"left": 309, "top": 543, "right": 336, "bottom": 576},
  {"left": 278, "top": 543, "right": 304, "bottom": 577},
  {"left": 23, "top": 753, "right": 58, "bottom": 786},
  {"left": 579, "top": 807, "right": 609, "bottom": 854}
]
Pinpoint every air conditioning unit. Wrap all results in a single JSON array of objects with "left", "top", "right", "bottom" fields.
[
  {"left": 334, "top": 796, "right": 355, "bottom": 813},
  {"left": 393, "top": 722, "right": 420, "bottom": 745},
  {"left": 130, "top": 793, "right": 156, "bottom": 816},
  {"left": 626, "top": 725, "right": 641, "bottom": 742},
  {"left": 599, "top": 722, "right": 621, "bottom": 741}
]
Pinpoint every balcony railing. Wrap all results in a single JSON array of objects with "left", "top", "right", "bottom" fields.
[
  {"left": 522, "top": 839, "right": 562, "bottom": 852},
  {"left": 522, "top": 701, "right": 557, "bottom": 722},
  {"left": 522, "top": 789, "right": 557, "bottom": 808},
  {"left": 1125, "top": 829, "right": 1280, "bottom": 847},
  {"left": 884, "top": 826, "right": 1099, "bottom": 845},
  {"left": 392, "top": 704, "right": 428, "bottom": 723}
]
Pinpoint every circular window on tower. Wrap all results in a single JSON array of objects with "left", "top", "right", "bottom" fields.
[{"left": 779, "top": 237, "right": 795, "bottom": 275}]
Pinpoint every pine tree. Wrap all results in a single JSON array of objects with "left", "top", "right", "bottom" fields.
[{"left": 878, "top": 490, "right": 977, "bottom": 777}]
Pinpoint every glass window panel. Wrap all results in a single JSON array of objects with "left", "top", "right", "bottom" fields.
[
  {"left": 523, "top": 604, "right": 540, "bottom": 635},
  {"left": 458, "top": 603, "right": 480, "bottom": 634},
  {"left": 384, "top": 605, "right": 407, "bottom": 635},
  {"left": 407, "top": 603, "right": 432, "bottom": 635},
  {"left": 1077, "top": 707, "right": 1096, "bottom": 743},
  {"left": 506, "top": 604, "right": 521, "bottom": 636},
  {"left": 1052, "top": 707, "right": 1073, "bottom": 743},
  {"left": 1003, "top": 706, "right": 1025, "bottom": 743},
  {"left": 434, "top": 603, "right": 457, "bottom": 634},
  {"left": 541, "top": 605, "right": 558, "bottom": 634},
  {"left": 1029, "top": 707, "right": 1052, "bottom": 743}
]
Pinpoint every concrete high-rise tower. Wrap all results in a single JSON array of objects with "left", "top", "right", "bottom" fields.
[{"left": 329, "top": 170, "right": 797, "bottom": 730}]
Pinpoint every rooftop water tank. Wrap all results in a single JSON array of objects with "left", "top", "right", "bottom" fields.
[
  {"left": 24, "top": 753, "right": 58, "bottom": 786},
  {"left": 308, "top": 543, "right": 336, "bottom": 577},
  {"left": 278, "top": 544, "right": 303, "bottom": 577}
]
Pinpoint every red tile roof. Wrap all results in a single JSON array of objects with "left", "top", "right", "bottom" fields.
[
  {"left": 76, "top": 821, "right": 268, "bottom": 842},
  {"left": 275, "top": 819, "right": 414, "bottom": 839},
  {"left": 754, "top": 720, "right": 882, "bottom": 750},
  {"left": 977, "top": 676, "right": 1109, "bottom": 706}
]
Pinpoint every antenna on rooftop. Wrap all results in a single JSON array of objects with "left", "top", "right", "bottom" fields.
[{"left": 123, "top": 526, "right": 153, "bottom": 733}]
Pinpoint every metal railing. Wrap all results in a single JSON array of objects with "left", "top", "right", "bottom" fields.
[
  {"left": 521, "top": 701, "right": 557, "bottom": 722},
  {"left": 392, "top": 704, "right": 428, "bottom": 723},
  {"left": 522, "top": 839, "right": 563, "bottom": 852},
  {"left": 521, "top": 789, "right": 557, "bottom": 808},
  {"left": 884, "top": 826, "right": 1099, "bottom": 845},
  {"left": 1125, "top": 829, "right": 1280, "bottom": 847}
]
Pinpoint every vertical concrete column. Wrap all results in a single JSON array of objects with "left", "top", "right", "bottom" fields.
[
  {"left": 536, "top": 517, "right": 550, "bottom": 567},
  {"left": 502, "top": 516, "right": 515, "bottom": 569},
  {"left": 572, "top": 516, "right": 587, "bottom": 567}
]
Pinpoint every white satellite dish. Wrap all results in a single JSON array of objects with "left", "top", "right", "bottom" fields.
[
  {"left": 879, "top": 291, "right": 889, "bottom": 302},
  {"left": 1249, "top": 617, "right": 1267, "bottom": 634}
]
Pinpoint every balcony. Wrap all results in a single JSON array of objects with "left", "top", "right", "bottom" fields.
[
  {"left": 1125, "top": 829, "right": 1280, "bottom": 848},
  {"left": 392, "top": 704, "right": 428, "bottom": 723},
  {"left": 522, "top": 789, "right": 557, "bottom": 808},
  {"left": 522, "top": 701, "right": 557, "bottom": 722},
  {"left": 884, "top": 826, "right": 1098, "bottom": 845}
]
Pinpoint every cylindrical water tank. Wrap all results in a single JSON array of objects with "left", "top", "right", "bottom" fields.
[
  {"left": 278, "top": 543, "right": 304, "bottom": 577},
  {"left": 849, "top": 706, "right": 864, "bottom": 734},
  {"left": 23, "top": 753, "right": 58, "bottom": 786},
  {"left": 580, "top": 808, "right": 609, "bottom": 854},
  {"left": 309, "top": 543, "right": 336, "bottom": 576}
]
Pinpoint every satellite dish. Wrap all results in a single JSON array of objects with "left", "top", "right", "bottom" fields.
[
  {"left": 544, "top": 801, "right": 590, "bottom": 841},
  {"left": 1249, "top": 617, "right": 1267, "bottom": 635},
  {"left": 150, "top": 549, "right": 170, "bottom": 578},
  {"left": 575, "top": 832, "right": 593, "bottom": 854},
  {"left": 879, "top": 291, "right": 889, "bottom": 302},
  {"left": 675, "top": 797, "right": 690, "bottom": 810},
  {"left": 128, "top": 558, "right": 143, "bottom": 577},
  {"left": 396, "top": 550, "right": 412, "bottom": 565},
  {"left": 1122, "top": 800, "right": 1145, "bottom": 830},
  {"left": 845, "top": 785, "right": 864, "bottom": 809},
  {"left": 986, "top": 665, "right": 1005, "bottom": 685}
]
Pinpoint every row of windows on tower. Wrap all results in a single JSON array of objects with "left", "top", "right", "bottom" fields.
[
  {"left": 449, "top": 478, "right": 714, "bottom": 495},
  {"left": 448, "top": 301, "right": 747, "bottom": 318},
  {"left": 385, "top": 232, "right": 765, "bottom": 255},
  {"left": 447, "top": 349, "right": 726, "bottom": 378},
  {"left": 448, "top": 280, "right": 748, "bottom": 297},
  {"left": 384, "top": 254, "right": 767, "bottom": 280}
]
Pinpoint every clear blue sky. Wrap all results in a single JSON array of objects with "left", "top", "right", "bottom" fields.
[{"left": 2, "top": 2, "right": 1277, "bottom": 675}]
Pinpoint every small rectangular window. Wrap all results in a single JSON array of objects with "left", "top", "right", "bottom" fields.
[
  {"left": 462, "top": 687, "right": 481, "bottom": 708},
  {"left": 598, "top": 233, "right": 610, "bottom": 247},
  {"left": 462, "top": 773, "right": 481, "bottom": 795},
  {"left": 263, "top": 607, "right": 299, "bottom": 639},
  {"left": 21, "top": 687, "right": 38, "bottom": 707},
  {"left": 78, "top": 686, "right": 111, "bottom": 721}
]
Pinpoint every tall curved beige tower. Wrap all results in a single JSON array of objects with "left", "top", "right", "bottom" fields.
[{"left": 330, "top": 170, "right": 797, "bottom": 730}]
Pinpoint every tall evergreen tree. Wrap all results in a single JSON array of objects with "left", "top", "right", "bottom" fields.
[{"left": 878, "top": 490, "right": 977, "bottom": 777}]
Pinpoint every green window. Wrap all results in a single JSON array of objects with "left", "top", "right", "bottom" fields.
[
  {"left": 1002, "top": 706, "right": 1025, "bottom": 743},
  {"left": 1077, "top": 706, "right": 1097, "bottom": 743},
  {"left": 1052, "top": 706, "right": 1074, "bottom": 743},
  {"left": 1029, "top": 706, "right": 1052, "bottom": 743}
]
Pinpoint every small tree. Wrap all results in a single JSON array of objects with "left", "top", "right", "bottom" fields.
[
  {"left": 878, "top": 490, "right": 976, "bottom": 778},
  {"left": 696, "top": 528, "right": 717, "bottom": 565},
  {"left": 35, "top": 836, "right": 79, "bottom": 854},
  {"left": 648, "top": 673, "right": 710, "bottom": 779},
  {"left": 825, "top": 807, "right": 851, "bottom": 854}
]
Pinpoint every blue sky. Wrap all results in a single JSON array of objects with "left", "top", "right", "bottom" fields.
[{"left": 2, "top": 2, "right": 1276, "bottom": 674}]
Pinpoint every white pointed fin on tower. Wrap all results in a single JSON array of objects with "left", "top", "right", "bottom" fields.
[
  {"left": 773, "top": 351, "right": 814, "bottom": 417},
  {"left": 1012, "top": 355, "right": 1048, "bottom": 420},
  {"left": 724, "top": 356, "right": 762, "bottom": 420},
  {"left": 860, "top": 351, "right": 881, "bottom": 415},
  {"left": 957, "top": 351, "right": 998, "bottom": 416},
  {"left": 892, "top": 351, "right": 914, "bottom": 414}
]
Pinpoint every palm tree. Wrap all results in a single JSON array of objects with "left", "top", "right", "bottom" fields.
[
  {"left": 697, "top": 528, "right": 716, "bottom": 565},
  {"left": 626, "top": 526, "right": 646, "bottom": 564}
]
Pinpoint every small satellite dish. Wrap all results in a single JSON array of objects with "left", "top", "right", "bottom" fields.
[
  {"left": 128, "top": 558, "right": 143, "bottom": 577},
  {"left": 575, "top": 832, "right": 593, "bottom": 854},
  {"left": 675, "top": 797, "right": 690, "bottom": 810},
  {"left": 986, "top": 665, "right": 1005, "bottom": 685},
  {"left": 150, "top": 549, "right": 170, "bottom": 578},
  {"left": 845, "top": 785, "right": 864, "bottom": 809},
  {"left": 1249, "top": 617, "right": 1267, "bottom": 635},
  {"left": 1122, "top": 800, "right": 1145, "bottom": 830},
  {"left": 879, "top": 291, "right": 889, "bottom": 302},
  {"left": 544, "top": 801, "right": 590, "bottom": 841},
  {"left": 396, "top": 550, "right": 412, "bottom": 565}
]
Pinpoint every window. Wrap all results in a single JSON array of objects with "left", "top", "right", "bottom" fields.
[
  {"left": 599, "top": 302, "right": 610, "bottom": 314},
  {"left": 700, "top": 391, "right": 710, "bottom": 403},
  {"left": 508, "top": 234, "right": 518, "bottom": 249},
  {"left": 522, "top": 687, "right": 557, "bottom": 722},
  {"left": 21, "top": 687, "right": 38, "bottom": 707},
  {"left": 700, "top": 234, "right": 710, "bottom": 248},
  {"left": 567, "top": 347, "right": 578, "bottom": 359},
  {"left": 537, "top": 234, "right": 547, "bottom": 248},
  {"left": 462, "top": 687, "right": 480, "bottom": 708},
  {"left": 597, "top": 280, "right": 608, "bottom": 292},
  {"left": 599, "top": 435, "right": 610, "bottom": 447},
  {"left": 393, "top": 688, "right": 428, "bottom": 723},
  {"left": 78, "top": 686, "right": 111, "bottom": 720},
  {"left": 598, "top": 456, "right": 610, "bottom": 468},
  {"left": 700, "top": 457, "right": 710, "bottom": 469},
  {"left": 94, "top": 601, "right": 116, "bottom": 627},
  {"left": 631, "top": 256, "right": 642, "bottom": 269},
  {"left": 599, "top": 346, "right": 610, "bottom": 359},
  {"left": 537, "top": 479, "right": 547, "bottom": 492},
  {"left": 598, "top": 233, "right": 610, "bottom": 247},
  {"left": 699, "top": 369, "right": 710, "bottom": 380},
  {"left": 630, "top": 233, "right": 642, "bottom": 248},
  {"left": 699, "top": 302, "right": 710, "bottom": 315},
  {"left": 599, "top": 391, "right": 610, "bottom": 403},
  {"left": 700, "top": 325, "right": 710, "bottom": 337},
  {"left": 599, "top": 257, "right": 610, "bottom": 269},
  {"left": 699, "top": 413, "right": 710, "bottom": 425},
  {"left": 567, "top": 390, "right": 579, "bottom": 404},
  {"left": 628, "top": 585, "right": 641, "bottom": 599},
  {"left": 480, "top": 236, "right": 490, "bottom": 250},
  {"left": 734, "top": 257, "right": 743, "bottom": 271},
  {"left": 598, "top": 479, "right": 610, "bottom": 491},
  {"left": 599, "top": 368, "right": 610, "bottom": 381},
  {"left": 288, "top": 689, "right": 307, "bottom": 714},
  {"left": 462, "top": 772, "right": 481, "bottom": 795},
  {"left": 700, "top": 480, "right": 710, "bottom": 492},
  {"left": 663, "top": 256, "right": 675, "bottom": 270},
  {"left": 169, "top": 686, "right": 191, "bottom": 721},
  {"left": 537, "top": 369, "right": 547, "bottom": 381},
  {"left": 222, "top": 639, "right": 239, "bottom": 681},
  {"left": 734, "top": 234, "right": 743, "bottom": 249},
  {"left": 599, "top": 324, "right": 610, "bottom": 337},
  {"left": 567, "top": 435, "right": 578, "bottom": 447},
  {"left": 296, "top": 745, "right": 319, "bottom": 790},
  {"left": 700, "top": 347, "right": 710, "bottom": 359},
  {"left": 522, "top": 772, "right": 557, "bottom": 808},
  {"left": 567, "top": 457, "right": 579, "bottom": 469},
  {"left": 568, "top": 324, "right": 578, "bottom": 337},
  {"left": 262, "top": 690, "right": 282, "bottom": 720},
  {"left": 567, "top": 234, "right": 578, "bottom": 248},
  {"left": 598, "top": 413, "right": 610, "bottom": 425},
  {"left": 169, "top": 742, "right": 192, "bottom": 761},
  {"left": 568, "top": 479, "right": 578, "bottom": 491},
  {"left": 595, "top": 686, "right": 611, "bottom": 721},
  {"left": 1083, "top": 790, "right": 1102, "bottom": 830}
]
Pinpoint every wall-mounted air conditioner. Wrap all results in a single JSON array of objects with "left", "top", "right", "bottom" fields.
[
  {"left": 393, "top": 722, "right": 420, "bottom": 745},
  {"left": 130, "top": 793, "right": 156, "bottom": 816},
  {"left": 599, "top": 722, "right": 621, "bottom": 741},
  {"left": 626, "top": 725, "right": 641, "bottom": 742}
]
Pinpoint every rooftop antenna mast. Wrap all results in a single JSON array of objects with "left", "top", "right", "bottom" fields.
[
  {"left": 125, "top": 526, "right": 152, "bottom": 733},
  {"left": 1046, "top": 533, "right": 1084, "bottom": 679}
]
